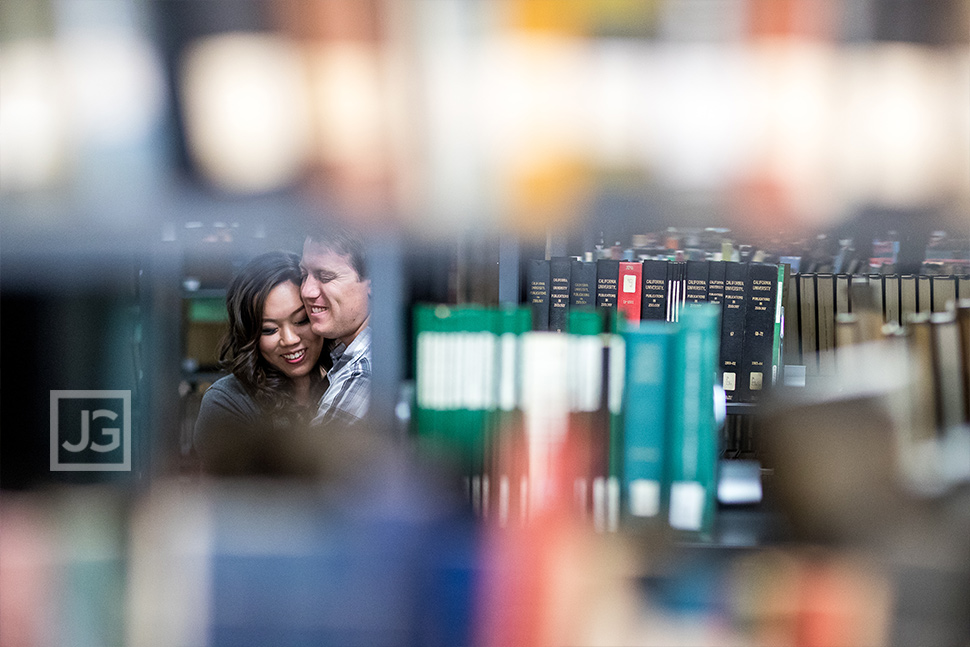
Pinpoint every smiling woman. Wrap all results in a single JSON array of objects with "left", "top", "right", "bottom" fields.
[{"left": 193, "top": 251, "right": 329, "bottom": 474}]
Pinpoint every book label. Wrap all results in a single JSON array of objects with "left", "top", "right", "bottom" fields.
[
  {"left": 623, "top": 274, "right": 637, "bottom": 293},
  {"left": 669, "top": 481, "right": 705, "bottom": 531},
  {"left": 629, "top": 479, "right": 660, "bottom": 517}
]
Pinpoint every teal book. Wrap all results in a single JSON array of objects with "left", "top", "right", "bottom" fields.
[
  {"left": 666, "top": 304, "right": 720, "bottom": 537},
  {"left": 621, "top": 322, "right": 675, "bottom": 522}
]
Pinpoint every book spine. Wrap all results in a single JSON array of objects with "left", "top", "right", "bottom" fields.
[
  {"left": 640, "top": 259, "right": 668, "bottom": 321},
  {"left": 666, "top": 304, "right": 720, "bottom": 537},
  {"left": 815, "top": 273, "right": 836, "bottom": 376},
  {"left": 719, "top": 261, "right": 747, "bottom": 401},
  {"left": 595, "top": 259, "right": 620, "bottom": 311},
  {"left": 707, "top": 260, "right": 726, "bottom": 305},
  {"left": 739, "top": 263, "right": 779, "bottom": 402},
  {"left": 932, "top": 275, "right": 956, "bottom": 313},
  {"left": 617, "top": 261, "right": 643, "bottom": 328},
  {"left": 799, "top": 274, "right": 818, "bottom": 376},
  {"left": 621, "top": 322, "right": 674, "bottom": 522},
  {"left": 548, "top": 257, "right": 571, "bottom": 333},
  {"left": 772, "top": 264, "right": 786, "bottom": 386},
  {"left": 526, "top": 259, "right": 550, "bottom": 331},
  {"left": 918, "top": 275, "right": 932, "bottom": 313},
  {"left": 569, "top": 259, "right": 596, "bottom": 309},
  {"left": 684, "top": 260, "right": 709, "bottom": 305},
  {"left": 930, "top": 311, "right": 965, "bottom": 433},
  {"left": 835, "top": 274, "right": 851, "bottom": 316},
  {"left": 868, "top": 274, "right": 885, "bottom": 320},
  {"left": 783, "top": 269, "right": 801, "bottom": 368},
  {"left": 884, "top": 275, "right": 901, "bottom": 326},
  {"left": 666, "top": 261, "right": 686, "bottom": 322},
  {"left": 900, "top": 275, "right": 918, "bottom": 324}
]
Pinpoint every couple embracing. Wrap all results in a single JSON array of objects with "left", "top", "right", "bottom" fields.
[{"left": 193, "top": 225, "right": 371, "bottom": 471}]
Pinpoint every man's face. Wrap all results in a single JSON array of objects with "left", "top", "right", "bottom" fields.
[{"left": 300, "top": 238, "right": 370, "bottom": 346}]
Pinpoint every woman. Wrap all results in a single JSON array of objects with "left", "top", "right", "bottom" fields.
[{"left": 194, "top": 251, "right": 328, "bottom": 473}]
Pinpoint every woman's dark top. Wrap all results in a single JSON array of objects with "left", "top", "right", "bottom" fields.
[{"left": 193, "top": 373, "right": 323, "bottom": 474}]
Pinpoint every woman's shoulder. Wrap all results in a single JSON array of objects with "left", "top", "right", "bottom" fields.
[{"left": 201, "top": 374, "right": 259, "bottom": 413}]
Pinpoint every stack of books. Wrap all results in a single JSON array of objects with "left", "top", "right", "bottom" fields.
[{"left": 411, "top": 302, "right": 723, "bottom": 538}]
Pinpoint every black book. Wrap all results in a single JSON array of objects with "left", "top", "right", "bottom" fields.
[
  {"left": 958, "top": 275, "right": 970, "bottom": 300},
  {"left": 719, "top": 261, "right": 747, "bottom": 402},
  {"left": 738, "top": 263, "right": 778, "bottom": 402},
  {"left": 569, "top": 259, "right": 596, "bottom": 308},
  {"left": 707, "top": 261, "right": 726, "bottom": 305},
  {"left": 667, "top": 261, "right": 686, "bottom": 322},
  {"left": 595, "top": 259, "right": 620, "bottom": 311},
  {"left": 684, "top": 260, "right": 709, "bottom": 305},
  {"left": 640, "top": 259, "right": 668, "bottom": 321},
  {"left": 526, "top": 259, "right": 550, "bottom": 331},
  {"left": 549, "top": 256, "right": 572, "bottom": 333}
]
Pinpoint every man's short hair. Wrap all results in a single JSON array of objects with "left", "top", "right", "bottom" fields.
[{"left": 304, "top": 222, "right": 367, "bottom": 280}]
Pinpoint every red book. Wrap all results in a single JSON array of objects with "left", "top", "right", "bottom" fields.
[{"left": 617, "top": 261, "right": 643, "bottom": 327}]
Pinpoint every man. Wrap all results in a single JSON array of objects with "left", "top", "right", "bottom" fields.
[{"left": 300, "top": 226, "right": 371, "bottom": 426}]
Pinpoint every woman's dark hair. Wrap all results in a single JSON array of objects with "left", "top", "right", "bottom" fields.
[{"left": 219, "top": 251, "right": 323, "bottom": 414}]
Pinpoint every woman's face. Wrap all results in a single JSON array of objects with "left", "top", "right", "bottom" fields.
[{"left": 258, "top": 281, "right": 324, "bottom": 381}]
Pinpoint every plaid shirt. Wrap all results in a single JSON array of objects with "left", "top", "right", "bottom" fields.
[{"left": 312, "top": 327, "right": 371, "bottom": 427}]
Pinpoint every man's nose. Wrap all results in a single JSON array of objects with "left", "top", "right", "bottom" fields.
[{"left": 301, "top": 277, "right": 319, "bottom": 299}]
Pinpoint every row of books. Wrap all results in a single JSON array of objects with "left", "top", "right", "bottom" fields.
[
  {"left": 527, "top": 258, "right": 782, "bottom": 403},
  {"left": 784, "top": 272, "right": 970, "bottom": 376},
  {"left": 412, "top": 303, "right": 722, "bottom": 536}
]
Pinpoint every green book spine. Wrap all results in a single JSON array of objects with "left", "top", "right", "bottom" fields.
[
  {"left": 621, "top": 322, "right": 675, "bottom": 522},
  {"left": 666, "top": 304, "right": 720, "bottom": 537},
  {"left": 772, "top": 264, "right": 786, "bottom": 385}
]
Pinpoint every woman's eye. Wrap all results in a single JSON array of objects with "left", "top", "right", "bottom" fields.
[
  {"left": 261, "top": 327, "right": 277, "bottom": 336},
  {"left": 297, "top": 317, "right": 310, "bottom": 325}
]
